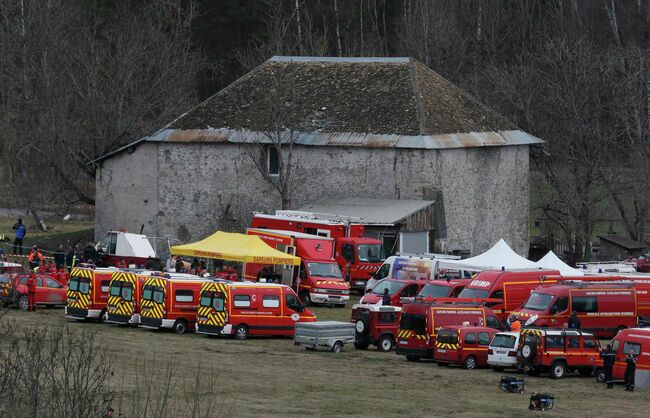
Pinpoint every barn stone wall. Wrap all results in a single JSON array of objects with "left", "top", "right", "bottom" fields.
[{"left": 96, "top": 142, "right": 530, "bottom": 257}]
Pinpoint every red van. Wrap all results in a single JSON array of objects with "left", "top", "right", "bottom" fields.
[
  {"left": 195, "top": 281, "right": 317, "bottom": 339},
  {"left": 512, "top": 281, "right": 638, "bottom": 338},
  {"left": 416, "top": 279, "right": 469, "bottom": 301},
  {"left": 65, "top": 266, "right": 115, "bottom": 321},
  {"left": 106, "top": 271, "right": 148, "bottom": 325},
  {"left": 395, "top": 303, "right": 504, "bottom": 361},
  {"left": 434, "top": 325, "right": 498, "bottom": 369},
  {"left": 457, "top": 269, "right": 561, "bottom": 321},
  {"left": 359, "top": 278, "right": 429, "bottom": 307},
  {"left": 139, "top": 274, "right": 208, "bottom": 333},
  {"left": 595, "top": 328, "right": 650, "bottom": 384}
]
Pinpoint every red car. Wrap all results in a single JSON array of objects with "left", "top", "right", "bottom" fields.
[
  {"left": 359, "top": 278, "right": 430, "bottom": 307},
  {"left": 1, "top": 273, "right": 67, "bottom": 310},
  {"left": 434, "top": 325, "right": 498, "bottom": 369},
  {"left": 351, "top": 303, "right": 401, "bottom": 351}
]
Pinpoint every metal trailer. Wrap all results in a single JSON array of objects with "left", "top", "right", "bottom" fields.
[{"left": 294, "top": 321, "right": 356, "bottom": 353}]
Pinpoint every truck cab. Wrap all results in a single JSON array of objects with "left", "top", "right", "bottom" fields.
[{"left": 337, "top": 236, "right": 385, "bottom": 291}]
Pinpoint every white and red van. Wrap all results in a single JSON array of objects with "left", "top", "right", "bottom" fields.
[
  {"left": 245, "top": 228, "right": 350, "bottom": 307},
  {"left": 595, "top": 328, "right": 650, "bottom": 385},
  {"left": 365, "top": 255, "right": 468, "bottom": 292},
  {"left": 513, "top": 281, "right": 638, "bottom": 338},
  {"left": 195, "top": 281, "right": 317, "bottom": 339},
  {"left": 251, "top": 212, "right": 386, "bottom": 291},
  {"left": 456, "top": 269, "right": 561, "bottom": 321},
  {"left": 395, "top": 303, "right": 505, "bottom": 362},
  {"left": 138, "top": 273, "right": 208, "bottom": 333}
]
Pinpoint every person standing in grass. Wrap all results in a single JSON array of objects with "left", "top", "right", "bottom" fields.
[{"left": 12, "top": 218, "right": 26, "bottom": 255}]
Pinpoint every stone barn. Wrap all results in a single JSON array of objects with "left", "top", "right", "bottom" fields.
[{"left": 93, "top": 56, "right": 541, "bottom": 257}]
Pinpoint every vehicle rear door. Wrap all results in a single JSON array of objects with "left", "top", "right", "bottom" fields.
[
  {"left": 34, "top": 276, "right": 46, "bottom": 303},
  {"left": 476, "top": 331, "right": 492, "bottom": 365}
]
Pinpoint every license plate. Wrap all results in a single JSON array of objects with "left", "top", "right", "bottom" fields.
[
  {"left": 329, "top": 296, "right": 340, "bottom": 300},
  {"left": 497, "top": 350, "right": 506, "bottom": 355},
  {"left": 438, "top": 349, "right": 446, "bottom": 353},
  {"left": 400, "top": 340, "right": 408, "bottom": 345},
  {"left": 199, "top": 316, "right": 208, "bottom": 321}
]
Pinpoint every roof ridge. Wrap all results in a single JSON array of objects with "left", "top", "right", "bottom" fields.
[{"left": 408, "top": 58, "right": 426, "bottom": 135}]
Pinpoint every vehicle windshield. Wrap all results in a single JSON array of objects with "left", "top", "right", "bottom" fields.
[
  {"left": 0, "top": 274, "right": 11, "bottom": 284},
  {"left": 306, "top": 262, "right": 342, "bottom": 278},
  {"left": 491, "top": 334, "right": 517, "bottom": 349},
  {"left": 152, "top": 286, "right": 164, "bottom": 304},
  {"left": 458, "top": 288, "right": 489, "bottom": 299},
  {"left": 522, "top": 292, "right": 554, "bottom": 311},
  {"left": 399, "top": 313, "right": 426, "bottom": 334},
  {"left": 437, "top": 330, "right": 459, "bottom": 344},
  {"left": 372, "top": 280, "right": 404, "bottom": 295},
  {"left": 418, "top": 284, "right": 450, "bottom": 298},
  {"left": 357, "top": 244, "right": 385, "bottom": 263}
]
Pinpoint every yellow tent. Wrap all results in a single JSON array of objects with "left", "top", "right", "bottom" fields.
[{"left": 170, "top": 231, "right": 300, "bottom": 266}]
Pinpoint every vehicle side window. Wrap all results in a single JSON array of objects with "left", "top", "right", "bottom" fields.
[
  {"left": 478, "top": 332, "right": 491, "bottom": 346},
  {"left": 545, "top": 335, "right": 565, "bottom": 349},
  {"left": 567, "top": 336, "right": 580, "bottom": 349},
  {"left": 572, "top": 296, "right": 597, "bottom": 312},
  {"left": 262, "top": 295, "right": 280, "bottom": 308},
  {"left": 464, "top": 332, "right": 477, "bottom": 345},
  {"left": 449, "top": 286, "right": 463, "bottom": 298},
  {"left": 20, "top": 277, "right": 28, "bottom": 285},
  {"left": 378, "top": 312, "right": 397, "bottom": 323},
  {"left": 299, "top": 264, "right": 307, "bottom": 279},
  {"left": 553, "top": 297, "right": 569, "bottom": 312},
  {"left": 376, "top": 263, "right": 390, "bottom": 280},
  {"left": 400, "top": 284, "right": 418, "bottom": 297},
  {"left": 101, "top": 280, "right": 110, "bottom": 293},
  {"left": 174, "top": 289, "right": 194, "bottom": 303},
  {"left": 36, "top": 277, "right": 44, "bottom": 287},
  {"left": 611, "top": 339, "right": 620, "bottom": 352},
  {"left": 285, "top": 293, "right": 301, "bottom": 310},
  {"left": 341, "top": 244, "right": 355, "bottom": 263},
  {"left": 583, "top": 337, "right": 598, "bottom": 349},
  {"left": 486, "top": 316, "right": 501, "bottom": 330},
  {"left": 233, "top": 294, "right": 250, "bottom": 308},
  {"left": 623, "top": 342, "right": 641, "bottom": 356},
  {"left": 486, "top": 290, "right": 503, "bottom": 307},
  {"left": 45, "top": 277, "right": 61, "bottom": 288}
]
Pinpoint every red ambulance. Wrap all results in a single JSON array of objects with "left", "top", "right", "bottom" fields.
[
  {"left": 138, "top": 273, "right": 208, "bottom": 333},
  {"left": 195, "top": 281, "right": 316, "bottom": 339},
  {"left": 251, "top": 212, "right": 385, "bottom": 292},
  {"left": 65, "top": 266, "right": 115, "bottom": 321},
  {"left": 106, "top": 271, "right": 149, "bottom": 325},
  {"left": 595, "top": 328, "right": 650, "bottom": 383},
  {"left": 512, "top": 281, "right": 638, "bottom": 338},
  {"left": 395, "top": 303, "right": 504, "bottom": 361},
  {"left": 245, "top": 228, "right": 350, "bottom": 307},
  {"left": 456, "top": 269, "right": 561, "bottom": 321}
]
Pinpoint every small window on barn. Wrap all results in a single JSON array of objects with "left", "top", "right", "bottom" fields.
[{"left": 266, "top": 146, "right": 279, "bottom": 176}]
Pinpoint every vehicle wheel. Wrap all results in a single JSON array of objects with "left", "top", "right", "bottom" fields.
[
  {"left": 521, "top": 343, "right": 536, "bottom": 362},
  {"left": 331, "top": 341, "right": 343, "bottom": 353},
  {"left": 234, "top": 324, "right": 248, "bottom": 340},
  {"left": 97, "top": 310, "right": 107, "bottom": 324},
  {"left": 377, "top": 335, "right": 394, "bottom": 352},
  {"left": 551, "top": 361, "right": 567, "bottom": 379},
  {"left": 17, "top": 295, "right": 29, "bottom": 311},
  {"left": 300, "top": 291, "right": 312, "bottom": 307},
  {"left": 172, "top": 319, "right": 187, "bottom": 334},
  {"left": 492, "top": 366, "right": 505, "bottom": 372},
  {"left": 355, "top": 319, "right": 369, "bottom": 335},
  {"left": 406, "top": 355, "right": 420, "bottom": 362},
  {"left": 354, "top": 340, "right": 369, "bottom": 350},
  {"left": 595, "top": 368, "right": 606, "bottom": 383},
  {"left": 463, "top": 355, "right": 477, "bottom": 370}
]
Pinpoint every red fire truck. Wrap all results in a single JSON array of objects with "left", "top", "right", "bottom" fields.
[
  {"left": 195, "top": 280, "right": 317, "bottom": 339},
  {"left": 65, "top": 266, "right": 115, "bottom": 321},
  {"left": 251, "top": 212, "right": 385, "bottom": 292},
  {"left": 245, "top": 228, "right": 350, "bottom": 307},
  {"left": 138, "top": 273, "right": 209, "bottom": 333}
]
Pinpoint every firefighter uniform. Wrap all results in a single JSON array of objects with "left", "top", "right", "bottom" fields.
[
  {"left": 624, "top": 353, "right": 637, "bottom": 391},
  {"left": 601, "top": 347, "right": 616, "bottom": 388},
  {"left": 26, "top": 276, "right": 37, "bottom": 312}
]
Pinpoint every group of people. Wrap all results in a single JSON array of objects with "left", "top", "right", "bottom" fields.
[
  {"left": 164, "top": 255, "right": 238, "bottom": 280},
  {"left": 601, "top": 345, "right": 638, "bottom": 391}
]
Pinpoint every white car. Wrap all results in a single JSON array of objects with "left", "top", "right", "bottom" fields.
[{"left": 487, "top": 332, "right": 520, "bottom": 371}]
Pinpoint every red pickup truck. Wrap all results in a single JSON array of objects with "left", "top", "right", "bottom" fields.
[{"left": 1, "top": 273, "right": 67, "bottom": 310}]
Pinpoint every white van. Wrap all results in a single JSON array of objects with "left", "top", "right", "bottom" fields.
[
  {"left": 487, "top": 332, "right": 521, "bottom": 371},
  {"left": 364, "top": 254, "right": 468, "bottom": 293}
]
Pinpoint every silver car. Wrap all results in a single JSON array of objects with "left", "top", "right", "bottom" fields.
[{"left": 487, "top": 332, "right": 520, "bottom": 371}]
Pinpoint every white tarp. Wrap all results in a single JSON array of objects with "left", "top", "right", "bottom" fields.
[
  {"left": 117, "top": 233, "right": 156, "bottom": 258},
  {"left": 534, "top": 251, "right": 584, "bottom": 276},
  {"left": 438, "top": 239, "right": 538, "bottom": 271}
]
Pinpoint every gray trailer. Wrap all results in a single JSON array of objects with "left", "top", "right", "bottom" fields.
[{"left": 294, "top": 321, "right": 356, "bottom": 353}]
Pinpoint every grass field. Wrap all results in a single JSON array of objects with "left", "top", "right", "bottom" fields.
[{"left": 2, "top": 298, "right": 649, "bottom": 418}]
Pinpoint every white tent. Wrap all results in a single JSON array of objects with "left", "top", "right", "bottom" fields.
[
  {"left": 439, "top": 239, "right": 538, "bottom": 271},
  {"left": 534, "top": 251, "right": 584, "bottom": 276}
]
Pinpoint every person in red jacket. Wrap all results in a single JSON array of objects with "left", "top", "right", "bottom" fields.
[
  {"left": 26, "top": 276, "right": 37, "bottom": 311},
  {"left": 115, "top": 258, "right": 127, "bottom": 269}
]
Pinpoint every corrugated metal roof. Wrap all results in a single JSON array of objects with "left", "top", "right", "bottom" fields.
[{"left": 297, "top": 197, "right": 435, "bottom": 225}]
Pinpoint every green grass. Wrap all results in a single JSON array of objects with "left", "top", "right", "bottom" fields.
[{"left": 2, "top": 302, "right": 649, "bottom": 417}]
